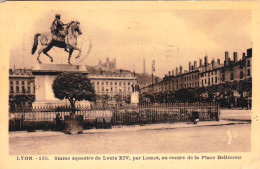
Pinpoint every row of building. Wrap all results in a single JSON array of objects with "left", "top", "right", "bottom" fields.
[
  {"left": 9, "top": 67, "right": 138, "bottom": 98},
  {"left": 140, "top": 48, "right": 252, "bottom": 94}
]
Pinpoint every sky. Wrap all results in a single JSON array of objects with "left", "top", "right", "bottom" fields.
[{"left": 5, "top": 2, "right": 252, "bottom": 78}]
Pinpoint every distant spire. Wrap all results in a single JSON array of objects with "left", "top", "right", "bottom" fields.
[{"left": 133, "top": 65, "right": 136, "bottom": 77}]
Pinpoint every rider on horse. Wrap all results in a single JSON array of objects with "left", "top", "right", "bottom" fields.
[
  {"left": 50, "top": 14, "right": 71, "bottom": 51},
  {"left": 51, "top": 14, "right": 67, "bottom": 37},
  {"left": 32, "top": 14, "right": 84, "bottom": 64}
]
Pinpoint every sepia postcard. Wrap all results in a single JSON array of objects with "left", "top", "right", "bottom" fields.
[{"left": 0, "top": 1, "right": 260, "bottom": 169}]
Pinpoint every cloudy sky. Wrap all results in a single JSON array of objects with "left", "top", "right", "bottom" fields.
[{"left": 4, "top": 2, "right": 252, "bottom": 77}]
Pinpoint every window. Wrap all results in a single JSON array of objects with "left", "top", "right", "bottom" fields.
[
  {"left": 102, "top": 87, "right": 104, "bottom": 92},
  {"left": 240, "top": 71, "right": 243, "bottom": 79},
  {"left": 22, "top": 86, "right": 25, "bottom": 93},
  {"left": 106, "top": 82, "right": 108, "bottom": 85},
  {"left": 222, "top": 74, "right": 225, "bottom": 81},
  {"left": 215, "top": 70, "right": 217, "bottom": 75},
  {"left": 119, "top": 82, "right": 121, "bottom": 85},
  {"left": 231, "top": 72, "right": 234, "bottom": 80},
  {"left": 16, "top": 81, "right": 19, "bottom": 85},
  {"left": 239, "top": 64, "right": 242, "bottom": 69},
  {"left": 208, "top": 78, "right": 210, "bottom": 85},
  {"left": 111, "top": 87, "right": 113, "bottom": 92},
  {"left": 247, "top": 69, "right": 251, "bottom": 76},
  {"left": 22, "top": 81, "right": 25, "bottom": 85},
  {"left": 110, "top": 82, "right": 113, "bottom": 85},
  {"left": 10, "top": 86, "right": 14, "bottom": 93},
  {"left": 212, "top": 77, "right": 214, "bottom": 84},
  {"left": 97, "top": 82, "right": 99, "bottom": 85},
  {"left": 16, "top": 86, "right": 19, "bottom": 92},
  {"left": 247, "top": 60, "right": 250, "bottom": 67},
  {"left": 28, "top": 86, "right": 31, "bottom": 93},
  {"left": 215, "top": 77, "right": 217, "bottom": 83},
  {"left": 10, "top": 81, "right": 13, "bottom": 85},
  {"left": 128, "top": 82, "right": 130, "bottom": 85},
  {"left": 115, "top": 82, "right": 117, "bottom": 85}
]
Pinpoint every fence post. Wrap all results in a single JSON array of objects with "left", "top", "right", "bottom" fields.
[{"left": 216, "top": 102, "right": 220, "bottom": 121}]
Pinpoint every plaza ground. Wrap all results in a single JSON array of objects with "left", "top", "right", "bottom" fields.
[{"left": 9, "top": 120, "right": 250, "bottom": 155}]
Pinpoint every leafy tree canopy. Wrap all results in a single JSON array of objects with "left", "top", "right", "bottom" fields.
[{"left": 52, "top": 72, "right": 96, "bottom": 113}]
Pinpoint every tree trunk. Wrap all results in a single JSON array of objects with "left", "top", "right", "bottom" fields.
[{"left": 69, "top": 99, "right": 76, "bottom": 115}]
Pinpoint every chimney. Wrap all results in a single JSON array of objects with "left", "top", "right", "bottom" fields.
[
  {"left": 194, "top": 61, "right": 197, "bottom": 70},
  {"left": 242, "top": 53, "right": 246, "bottom": 60},
  {"left": 211, "top": 59, "right": 215, "bottom": 69},
  {"left": 199, "top": 59, "right": 202, "bottom": 67},
  {"left": 217, "top": 59, "right": 221, "bottom": 65},
  {"left": 247, "top": 48, "right": 252, "bottom": 57},
  {"left": 172, "top": 70, "right": 174, "bottom": 76},
  {"left": 176, "top": 67, "right": 178, "bottom": 75},
  {"left": 180, "top": 65, "right": 183, "bottom": 74},
  {"left": 189, "top": 62, "right": 192, "bottom": 72},
  {"left": 168, "top": 71, "right": 171, "bottom": 76},
  {"left": 225, "top": 51, "right": 229, "bottom": 65},
  {"left": 204, "top": 55, "right": 208, "bottom": 66},
  {"left": 233, "top": 52, "right": 238, "bottom": 62}
]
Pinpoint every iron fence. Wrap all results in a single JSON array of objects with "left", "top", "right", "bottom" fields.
[{"left": 9, "top": 102, "right": 219, "bottom": 131}]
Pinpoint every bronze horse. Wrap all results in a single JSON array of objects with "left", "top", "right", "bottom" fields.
[{"left": 31, "top": 21, "right": 82, "bottom": 64}]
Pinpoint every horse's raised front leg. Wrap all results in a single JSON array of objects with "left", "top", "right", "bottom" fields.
[
  {"left": 43, "top": 44, "right": 54, "bottom": 62},
  {"left": 68, "top": 48, "right": 74, "bottom": 65}
]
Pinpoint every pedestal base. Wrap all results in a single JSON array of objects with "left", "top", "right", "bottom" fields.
[
  {"left": 131, "top": 92, "right": 139, "bottom": 104},
  {"left": 32, "top": 64, "right": 89, "bottom": 108},
  {"left": 32, "top": 100, "right": 90, "bottom": 108}
]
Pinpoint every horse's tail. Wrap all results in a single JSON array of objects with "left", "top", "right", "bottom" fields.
[{"left": 31, "top": 33, "right": 41, "bottom": 55}]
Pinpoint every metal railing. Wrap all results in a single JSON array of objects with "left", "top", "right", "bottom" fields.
[{"left": 9, "top": 102, "right": 219, "bottom": 131}]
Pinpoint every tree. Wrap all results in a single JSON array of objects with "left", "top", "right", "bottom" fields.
[
  {"left": 52, "top": 72, "right": 96, "bottom": 114},
  {"left": 9, "top": 94, "right": 35, "bottom": 111},
  {"left": 174, "top": 88, "right": 199, "bottom": 102}
]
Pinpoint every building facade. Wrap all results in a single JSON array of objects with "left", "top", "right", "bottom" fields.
[
  {"left": 9, "top": 67, "right": 138, "bottom": 105},
  {"left": 140, "top": 48, "right": 252, "bottom": 94},
  {"left": 9, "top": 68, "right": 35, "bottom": 96},
  {"left": 89, "top": 74, "right": 137, "bottom": 97}
]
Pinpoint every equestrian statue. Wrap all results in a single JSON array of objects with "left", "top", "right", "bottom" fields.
[{"left": 32, "top": 14, "right": 82, "bottom": 65}]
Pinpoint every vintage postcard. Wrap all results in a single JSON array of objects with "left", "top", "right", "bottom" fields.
[{"left": 0, "top": 1, "right": 260, "bottom": 169}]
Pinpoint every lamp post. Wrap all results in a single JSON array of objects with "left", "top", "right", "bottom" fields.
[{"left": 152, "top": 60, "right": 155, "bottom": 85}]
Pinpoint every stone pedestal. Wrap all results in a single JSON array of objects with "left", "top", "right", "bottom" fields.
[
  {"left": 32, "top": 64, "right": 89, "bottom": 108},
  {"left": 131, "top": 92, "right": 139, "bottom": 104}
]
